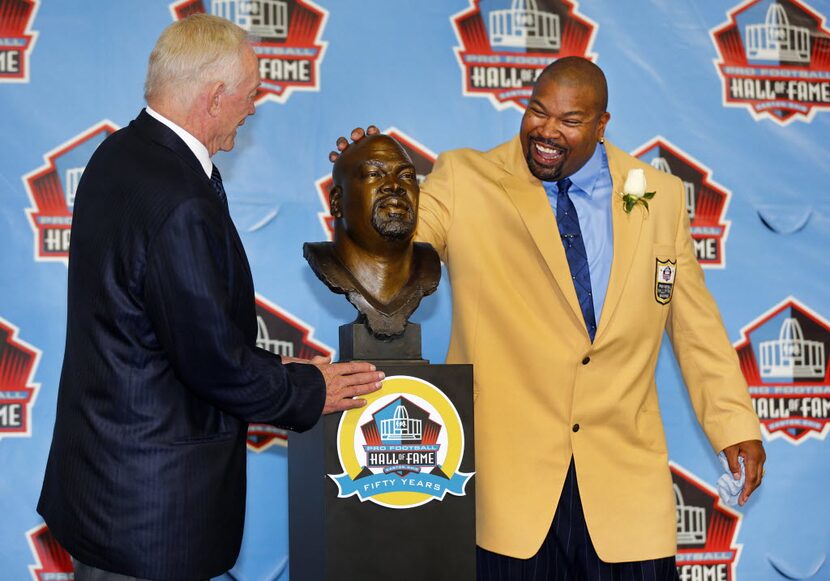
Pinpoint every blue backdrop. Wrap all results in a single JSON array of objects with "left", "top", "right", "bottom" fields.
[{"left": 2, "top": 1, "right": 829, "bottom": 579}]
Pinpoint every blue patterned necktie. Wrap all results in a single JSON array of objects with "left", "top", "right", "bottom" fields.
[
  {"left": 555, "top": 178, "right": 597, "bottom": 342},
  {"left": 210, "top": 164, "right": 228, "bottom": 208}
]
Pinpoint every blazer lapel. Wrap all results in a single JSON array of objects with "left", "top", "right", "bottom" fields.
[
  {"left": 595, "top": 142, "right": 644, "bottom": 342},
  {"left": 497, "top": 137, "right": 586, "bottom": 331},
  {"left": 133, "top": 110, "right": 254, "bottom": 283}
]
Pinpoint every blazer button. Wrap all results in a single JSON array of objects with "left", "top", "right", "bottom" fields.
[
  {"left": 572, "top": 424, "right": 580, "bottom": 432},
  {"left": 582, "top": 356, "right": 590, "bottom": 365}
]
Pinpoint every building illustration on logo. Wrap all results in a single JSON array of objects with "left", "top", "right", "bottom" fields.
[
  {"left": 246, "top": 293, "right": 333, "bottom": 451},
  {"left": 712, "top": 0, "right": 830, "bottom": 124},
  {"left": 170, "top": 0, "right": 328, "bottom": 105},
  {"left": 315, "top": 128, "right": 436, "bottom": 240},
  {"left": 671, "top": 463, "right": 743, "bottom": 580},
  {"left": 0, "top": 0, "right": 39, "bottom": 83},
  {"left": 330, "top": 375, "right": 473, "bottom": 509},
  {"left": 633, "top": 137, "right": 731, "bottom": 268},
  {"left": 212, "top": 0, "right": 288, "bottom": 39},
  {"left": 734, "top": 297, "right": 830, "bottom": 443},
  {"left": 674, "top": 484, "right": 706, "bottom": 545},
  {"left": 489, "top": 0, "right": 560, "bottom": 50},
  {"left": 759, "top": 317, "right": 825, "bottom": 379},
  {"left": 380, "top": 403, "right": 422, "bottom": 441},
  {"left": 452, "top": 0, "right": 597, "bottom": 111},
  {"left": 23, "top": 121, "right": 118, "bottom": 264},
  {"left": 27, "top": 524, "right": 73, "bottom": 581},
  {"left": 746, "top": 2, "right": 810, "bottom": 62},
  {"left": 0, "top": 317, "right": 40, "bottom": 440}
]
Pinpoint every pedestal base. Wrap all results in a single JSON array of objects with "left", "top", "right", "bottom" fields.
[
  {"left": 339, "top": 322, "right": 426, "bottom": 362},
  {"left": 289, "top": 362, "right": 475, "bottom": 581}
]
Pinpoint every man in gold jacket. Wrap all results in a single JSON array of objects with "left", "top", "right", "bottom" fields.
[{"left": 339, "top": 57, "right": 765, "bottom": 580}]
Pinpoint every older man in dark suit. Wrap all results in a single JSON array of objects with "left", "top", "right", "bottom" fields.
[{"left": 37, "top": 14, "right": 382, "bottom": 581}]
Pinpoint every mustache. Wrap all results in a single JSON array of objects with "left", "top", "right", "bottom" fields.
[{"left": 373, "top": 194, "right": 414, "bottom": 215}]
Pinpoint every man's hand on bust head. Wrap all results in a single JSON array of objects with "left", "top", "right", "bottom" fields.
[{"left": 329, "top": 125, "right": 380, "bottom": 163}]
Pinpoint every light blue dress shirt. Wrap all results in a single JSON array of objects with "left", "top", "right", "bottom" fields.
[{"left": 543, "top": 144, "right": 614, "bottom": 324}]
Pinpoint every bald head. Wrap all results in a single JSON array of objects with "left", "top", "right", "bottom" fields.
[
  {"left": 536, "top": 57, "right": 608, "bottom": 113},
  {"left": 330, "top": 134, "right": 419, "bottom": 249}
]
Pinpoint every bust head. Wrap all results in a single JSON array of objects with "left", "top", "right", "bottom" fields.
[
  {"left": 329, "top": 134, "right": 419, "bottom": 253},
  {"left": 304, "top": 134, "right": 440, "bottom": 339}
]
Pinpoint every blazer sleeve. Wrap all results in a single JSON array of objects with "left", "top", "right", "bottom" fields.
[
  {"left": 665, "top": 184, "right": 762, "bottom": 452},
  {"left": 416, "top": 151, "right": 456, "bottom": 263},
  {"left": 144, "top": 196, "right": 325, "bottom": 431}
]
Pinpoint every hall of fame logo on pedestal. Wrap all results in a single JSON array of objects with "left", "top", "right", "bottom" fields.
[
  {"left": 247, "top": 293, "right": 333, "bottom": 451},
  {"left": 0, "top": 317, "right": 40, "bottom": 440},
  {"left": 0, "top": 0, "right": 39, "bottom": 83},
  {"left": 170, "top": 0, "right": 328, "bottom": 105},
  {"left": 452, "top": 0, "right": 597, "bottom": 112},
  {"left": 671, "top": 463, "right": 743, "bottom": 581},
  {"left": 329, "top": 375, "right": 473, "bottom": 508},
  {"left": 633, "top": 137, "right": 732, "bottom": 269},
  {"left": 734, "top": 297, "right": 830, "bottom": 443},
  {"left": 712, "top": 0, "right": 830, "bottom": 125},
  {"left": 314, "top": 128, "right": 436, "bottom": 240},
  {"left": 27, "top": 524, "right": 73, "bottom": 581},
  {"left": 23, "top": 121, "right": 118, "bottom": 263}
]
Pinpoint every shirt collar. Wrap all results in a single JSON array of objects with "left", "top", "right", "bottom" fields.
[
  {"left": 565, "top": 143, "right": 605, "bottom": 198},
  {"left": 145, "top": 106, "right": 213, "bottom": 178}
]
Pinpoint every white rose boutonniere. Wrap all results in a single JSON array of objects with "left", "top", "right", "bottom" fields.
[{"left": 619, "top": 168, "right": 656, "bottom": 214}]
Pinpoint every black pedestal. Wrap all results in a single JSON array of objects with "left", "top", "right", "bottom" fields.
[
  {"left": 339, "top": 322, "right": 426, "bottom": 362},
  {"left": 289, "top": 361, "right": 476, "bottom": 581}
]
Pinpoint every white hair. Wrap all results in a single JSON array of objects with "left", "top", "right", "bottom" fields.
[{"left": 144, "top": 13, "right": 252, "bottom": 108}]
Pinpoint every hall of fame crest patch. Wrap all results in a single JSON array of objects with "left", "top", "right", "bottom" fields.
[
  {"left": 329, "top": 375, "right": 473, "bottom": 509},
  {"left": 655, "top": 258, "right": 676, "bottom": 305}
]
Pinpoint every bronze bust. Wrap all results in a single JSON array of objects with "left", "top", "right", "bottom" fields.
[{"left": 304, "top": 134, "right": 440, "bottom": 338}]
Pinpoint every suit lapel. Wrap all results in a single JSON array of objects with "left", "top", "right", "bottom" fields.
[
  {"left": 595, "top": 142, "right": 644, "bottom": 342},
  {"left": 133, "top": 110, "right": 254, "bottom": 283},
  {"left": 498, "top": 137, "right": 586, "bottom": 330}
]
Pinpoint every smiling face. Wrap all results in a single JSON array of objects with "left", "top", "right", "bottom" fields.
[
  {"left": 520, "top": 61, "right": 610, "bottom": 182},
  {"left": 331, "top": 135, "right": 419, "bottom": 248}
]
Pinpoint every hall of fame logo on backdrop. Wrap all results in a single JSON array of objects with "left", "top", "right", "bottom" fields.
[
  {"left": 247, "top": 293, "right": 333, "bottom": 451},
  {"left": 452, "top": 0, "right": 597, "bottom": 112},
  {"left": 0, "top": 0, "right": 39, "bottom": 83},
  {"left": 671, "top": 463, "right": 743, "bottom": 581},
  {"left": 27, "top": 524, "right": 73, "bottom": 581},
  {"left": 633, "top": 138, "right": 732, "bottom": 269},
  {"left": 0, "top": 317, "right": 40, "bottom": 440},
  {"left": 23, "top": 121, "right": 118, "bottom": 263},
  {"left": 734, "top": 297, "right": 830, "bottom": 443},
  {"left": 712, "top": 0, "right": 830, "bottom": 125},
  {"left": 314, "top": 128, "right": 436, "bottom": 240},
  {"left": 171, "top": 0, "right": 328, "bottom": 105},
  {"left": 329, "top": 375, "right": 473, "bottom": 508}
]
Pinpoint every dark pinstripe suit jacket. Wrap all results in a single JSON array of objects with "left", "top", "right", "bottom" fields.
[{"left": 37, "top": 110, "right": 325, "bottom": 580}]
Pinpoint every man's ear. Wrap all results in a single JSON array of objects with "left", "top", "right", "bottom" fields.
[
  {"left": 329, "top": 186, "right": 342, "bottom": 218},
  {"left": 207, "top": 81, "right": 225, "bottom": 117}
]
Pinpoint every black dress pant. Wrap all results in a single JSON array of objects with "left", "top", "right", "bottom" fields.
[{"left": 477, "top": 459, "right": 680, "bottom": 581}]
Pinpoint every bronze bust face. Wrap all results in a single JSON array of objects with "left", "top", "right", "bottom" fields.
[{"left": 304, "top": 134, "right": 440, "bottom": 338}]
